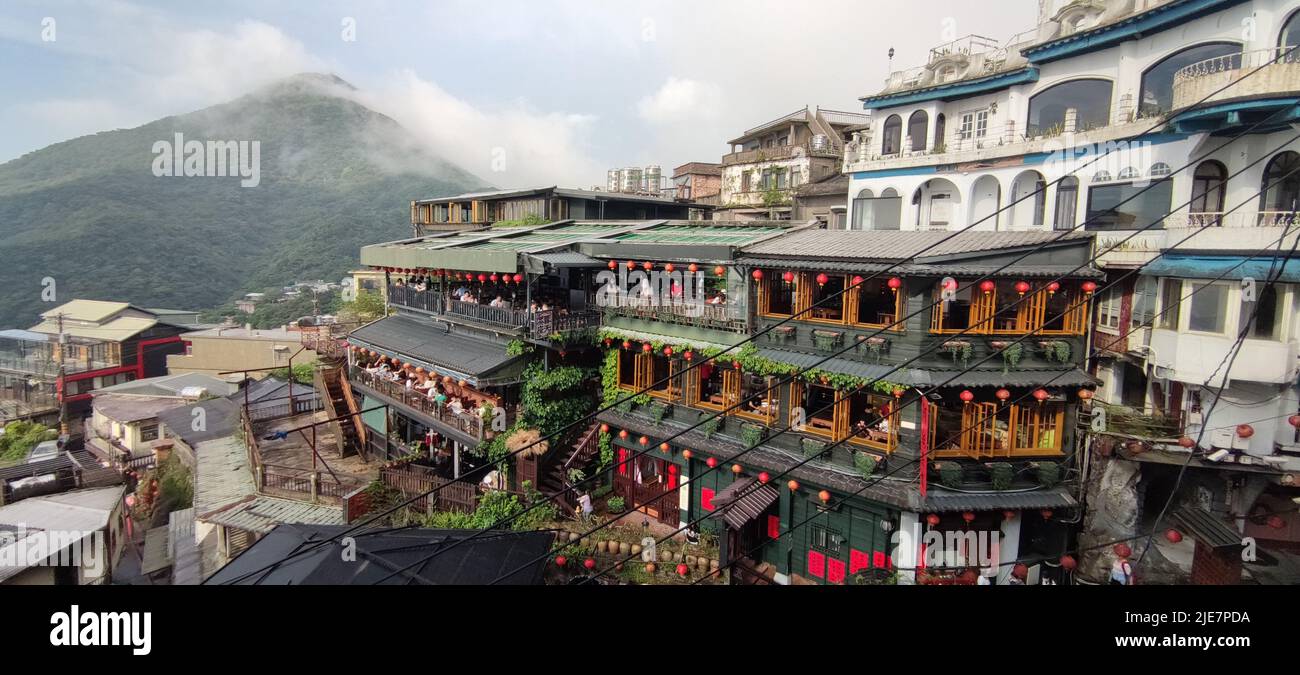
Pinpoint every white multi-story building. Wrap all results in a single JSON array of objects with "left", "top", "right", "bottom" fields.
[{"left": 843, "top": 0, "right": 1300, "bottom": 568}]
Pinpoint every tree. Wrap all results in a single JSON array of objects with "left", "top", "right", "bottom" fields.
[
  {"left": 0, "top": 421, "right": 57, "bottom": 463},
  {"left": 338, "top": 289, "right": 387, "bottom": 324}
]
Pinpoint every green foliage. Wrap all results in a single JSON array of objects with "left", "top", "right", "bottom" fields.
[
  {"left": 941, "top": 340, "right": 972, "bottom": 367},
  {"left": 937, "top": 462, "right": 963, "bottom": 488},
  {"left": 989, "top": 462, "right": 1014, "bottom": 491},
  {"left": 607, "top": 496, "right": 626, "bottom": 513},
  {"left": 853, "top": 452, "right": 878, "bottom": 479},
  {"left": 519, "top": 361, "right": 595, "bottom": 438},
  {"left": 1041, "top": 340, "right": 1071, "bottom": 364},
  {"left": 700, "top": 416, "right": 721, "bottom": 440},
  {"left": 1036, "top": 462, "right": 1061, "bottom": 488},
  {"left": 155, "top": 454, "right": 194, "bottom": 511},
  {"left": 338, "top": 289, "right": 387, "bottom": 324},
  {"left": 491, "top": 214, "right": 549, "bottom": 228},
  {"left": 423, "top": 489, "right": 558, "bottom": 531},
  {"left": 0, "top": 73, "right": 485, "bottom": 327},
  {"left": 649, "top": 402, "right": 669, "bottom": 424},
  {"left": 505, "top": 339, "right": 530, "bottom": 357},
  {"left": 598, "top": 431, "right": 613, "bottom": 471},
  {"left": 801, "top": 437, "right": 827, "bottom": 460},
  {"left": 0, "top": 421, "right": 57, "bottom": 463},
  {"left": 999, "top": 342, "right": 1023, "bottom": 374},
  {"left": 270, "top": 360, "right": 317, "bottom": 385},
  {"left": 740, "top": 423, "right": 765, "bottom": 448}
]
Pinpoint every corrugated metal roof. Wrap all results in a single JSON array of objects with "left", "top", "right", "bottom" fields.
[
  {"left": 710, "top": 477, "right": 780, "bottom": 530},
  {"left": 756, "top": 348, "right": 924, "bottom": 385},
  {"left": 923, "top": 487, "right": 1076, "bottom": 513},
  {"left": 38, "top": 299, "right": 133, "bottom": 323},
  {"left": 525, "top": 250, "right": 604, "bottom": 267},
  {"left": 203, "top": 496, "right": 344, "bottom": 535},
  {"left": 0, "top": 485, "right": 124, "bottom": 530},
  {"left": 349, "top": 315, "right": 521, "bottom": 384},
  {"left": 922, "top": 368, "right": 1099, "bottom": 388},
  {"left": 194, "top": 436, "right": 256, "bottom": 518},
  {"left": 157, "top": 398, "right": 241, "bottom": 446},
  {"left": 1173, "top": 506, "right": 1243, "bottom": 549}
]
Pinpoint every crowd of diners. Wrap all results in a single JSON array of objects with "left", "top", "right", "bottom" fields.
[
  {"left": 390, "top": 274, "right": 571, "bottom": 314},
  {"left": 357, "top": 352, "right": 500, "bottom": 421}
]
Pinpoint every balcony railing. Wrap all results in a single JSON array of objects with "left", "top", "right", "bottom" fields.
[
  {"left": 723, "top": 141, "right": 839, "bottom": 166},
  {"left": 1168, "top": 211, "right": 1299, "bottom": 229},
  {"left": 1174, "top": 46, "right": 1300, "bottom": 85},
  {"left": 447, "top": 299, "right": 529, "bottom": 328},
  {"left": 387, "top": 284, "right": 442, "bottom": 313},
  {"left": 531, "top": 308, "right": 601, "bottom": 338},
  {"left": 603, "top": 302, "right": 744, "bottom": 333},
  {"left": 349, "top": 367, "right": 490, "bottom": 440}
]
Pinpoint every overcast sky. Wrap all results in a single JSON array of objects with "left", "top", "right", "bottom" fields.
[{"left": 0, "top": 0, "right": 1036, "bottom": 186}]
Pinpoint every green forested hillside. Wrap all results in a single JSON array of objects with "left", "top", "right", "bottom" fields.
[{"left": 0, "top": 73, "right": 486, "bottom": 326}]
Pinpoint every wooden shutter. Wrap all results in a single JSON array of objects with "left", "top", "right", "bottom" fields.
[
  {"left": 789, "top": 381, "right": 805, "bottom": 429},
  {"left": 723, "top": 368, "right": 740, "bottom": 409},
  {"left": 1021, "top": 286, "right": 1047, "bottom": 332},
  {"left": 833, "top": 389, "right": 852, "bottom": 441},
  {"left": 846, "top": 281, "right": 861, "bottom": 324},
  {"left": 961, "top": 402, "right": 999, "bottom": 458},
  {"left": 971, "top": 290, "right": 996, "bottom": 334}
]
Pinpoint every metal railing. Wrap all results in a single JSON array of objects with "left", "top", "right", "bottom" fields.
[
  {"left": 348, "top": 367, "right": 489, "bottom": 439},
  {"left": 603, "top": 302, "right": 743, "bottom": 332},
  {"left": 723, "top": 140, "right": 839, "bottom": 166},
  {"left": 388, "top": 284, "right": 441, "bottom": 313},
  {"left": 1174, "top": 46, "right": 1300, "bottom": 84},
  {"left": 447, "top": 298, "right": 530, "bottom": 328},
  {"left": 1169, "top": 210, "right": 1299, "bottom": 229},
  {"left": 741, "top": 107, "right": 809, "bottom": 137},
  {"left": 531, "top": 309, "right": 602, "bottom": 337}
]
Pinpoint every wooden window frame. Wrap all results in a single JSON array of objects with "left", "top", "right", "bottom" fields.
[
  {"left": 849, "top": 279, "right": 905, "bottom": 331},
  {"left": 734, "top": 370, "right": 779, "bottom": 424},
  {"left": 846, "top": 392, "right": 900, "bottom": 454},
  {"left": 758, "top": 275, "right": 797, "bottom": 318},
  {"left": 803, "top": 273, "right": 847, "bottom": 325},
  {"left": 929, "top": 400, "right": 1065, "bottom": 459},
  {"left": 646, "top": 354, "right": 684, "bottom": 401}
]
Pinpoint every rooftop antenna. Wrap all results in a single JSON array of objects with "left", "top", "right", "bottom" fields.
[{"left": 888, "top": 47, "right": 895, "bottom": 69}]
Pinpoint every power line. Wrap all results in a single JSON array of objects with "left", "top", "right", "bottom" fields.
[
  {"left": 492, "top": 142, "right": 1300, "bottom": 584},
  {"left": 221, "top": 45, "right": 1300, "bottom": 585}
]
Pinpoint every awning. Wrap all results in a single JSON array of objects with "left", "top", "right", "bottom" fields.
[
  {"left": 1173, "top": 507, "right": 1244, "bottom": 550},
  {"left": 710, "top": 477, "right": 779, "bottom": 530},
  {"left": 349, "top": 315, "right": 525, "bottom": 387},
  {"left": 924, "top": 487, "right": 1077, "bottom": 513},
  {"left": 522, "top": 250, "right": 605, "bottom": 274},
  {"left": 1142, "top": 254, "right": 1300, "bottom": 283}
]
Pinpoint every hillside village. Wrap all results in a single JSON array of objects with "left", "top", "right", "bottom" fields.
[{"left": 3, "top": 0, "right": 1300, "bottom": 589}]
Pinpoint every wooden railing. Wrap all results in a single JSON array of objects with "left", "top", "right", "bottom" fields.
[
  {"left": 381, "top": 464, "right": 478, "bottom": 514},
  {"left": 447, "top": 299, "right": 530, "bottom": 328},
  {"left": 531, "top": 309, "right": 602, "bottom": 337},
  {"left": 614, "top": 473, "right": 680, "bottom": 527},
  {"left": 387, "top": 284, "right": 442, "bottom": 313},
  {"left": 603, "top": 302, "right": 741, "bottom": 332},
  {"left": 349, "top": 368, "right": 486, "bottom": 439}
]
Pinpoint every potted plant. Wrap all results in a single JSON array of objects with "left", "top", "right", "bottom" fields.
[{"left": 607, "top": 496, "right": 626, "bottom": 514}]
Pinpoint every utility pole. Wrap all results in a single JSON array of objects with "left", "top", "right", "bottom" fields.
[{"left": 56, "top": 312, "right": 67, "bottom": 436}]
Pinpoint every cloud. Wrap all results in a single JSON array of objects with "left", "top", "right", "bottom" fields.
[
  {"left": 637, "top": 77, "right": 724, "bottom": 124},
  {"left": 351, "top": 69, "right": 603, "bottom": 187}
]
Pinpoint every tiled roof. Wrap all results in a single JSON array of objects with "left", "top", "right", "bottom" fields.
[
  {"left": 203, "top": 495, "right": 343, "bottom": 535},
  {"left": 349, "top": 315, "right": 521, "bottom": 383},
  {"left": 741, "top": 229, "right": 1093, "bottom": 262},
  {"left": 923, "top": 487, "right": 1077, "bottom": 513},
  {"left": 194, "top": 437, "right": 256, "bottom": 518}
]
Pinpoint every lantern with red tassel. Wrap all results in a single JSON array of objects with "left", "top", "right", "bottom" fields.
[
  {"left": 676, "top": 563, "right": 689, "bottom": 578},
  {"left": 638, "top": 436, "right": 649, "bottom": 446},
  {"left": 1040, "top": 509, "right": 1054, "bottom": 520},
  {"left": 815, "top": 273, "right": 829, "bottom": 287},
  {"left": 715, "top": 266, "right": 726, "bottom": 277},
  {"left": 818, "top": 490, "right": 832, "bottom": 504},
  {"left": 1081, "top": 280, "right": 1097, "bottom": 294},
  {"left": 1165, "top": 529, "right": 1183, "bottom": 543},
  {"left": 926, "top": 513, "right": 941, "bottom": 527},
  {"left": 995, "top": 388, "right": 1011, "bottom": 402},
  {"left": 731, "top": 463, "right": 742, "bottom": 475},
  {"left": 607, "top": 260, "right": 617, "bottom": 270},
  {"left": 600, "top": 423, "right": 610, "bottom": 434},
  {"left": 626, "top": 260, "right": 636, "bottom": 271},
  {"left": 663, "top": 346, "right": 673, "bottom": 357},
  {"left": 959, "top": 390, "right": 975, "bottom": 403},
  {"left": 555, "top": 555, "right": 568, "bottom": 568},
  {"left": 1014, "top": 280, "right": 1030, "bottom": 296},
  {"left": 1047, "top": 281, "right": 1060, "bottom": 295},
  {"left": 682, "top": 449, "right": 692, "bottom": 459},
  {"left": 1033, "top": 389, "right": 1050, "bottom": 402},
  {"left": 688, "top": 263, "right": 699, "bottom": 274},
  {"left": 642, "top": 343, "right": 652, "bottom": 353},
  {"left": 513, "top": 273, "right": 523, "bottom": 283},
  {"left": 1237, "top": 423, "right": 1255, "bottom": 439},
  {"left": 752, "top": 269, "right": 764, "bottom": 281},
  {"left": 787, "top": 479, "right": 799, "bottom": 492},
  {"left": 584, "top": 558, "right": 596, "bottom": 570},
  {"left": 758, "top": 472, "right": 770, "bottom": 484},
  {"left": 979, "top": 279, "right": 996, "bottom": 294},
  {"left": 887, "top": 277, "right": 902, "bottom": 291},
  {"left": 665, "top": 263, "right": 675, "bottom": 273},
  {"left": 706, "top": 457, "right": 718, "bottom": 468},
  {"left": 618, "top": 429, "right": 628, "bottom": 440},
  {"left": 660, "top": 442, "right": 670, "bottom": 451},
  {"left": 961, "top": 511, "right": 976, "bottom": 524},
  {"left": 642, "top": 261, "right": 653, "bottom": 272},
  {"left": 622, "top": 340, "right": 632, "bottom": 350},
  {"left": 782, "top": 271, "right": 795, "bottom": 283}
]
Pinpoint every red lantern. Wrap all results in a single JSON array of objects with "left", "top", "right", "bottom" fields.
[
  {"left": 815, "top": 273, "right": 829, "bottom": 286},
  {"left": 1268, "top": 515, "right": 1286, "bottom": 529},
  {"left": 1014, "top": 280, "right": 1030, "bottom": 295},
  {"left": 555, "top": 555, "right": 568, "bottom": 568},
  {"left": 1177, "top": 436, "right": 1196, "bottom": 449},
  {"left": 618, "top": 429, "right": 628, "bottom": 440},
  {"left": 758, "top": 471, "right": 770, "bottom": 484},
  {"left": 892, "top": 388, "right": 904, "bottom": 398},
  {"left": 676, "top": 563, "right": 689, "bottom": 578},
  {"left": 782, "top": 271, "right": 795, "bottom": 283},
  {"left": 1081, "top": 280, "right": 1097, "bottom": 294},
  {"left": 642, "top": 343, "right": 652, "bottom": 353},
  {"left": 1003, "top": 510, "right": 1016, "bottom": 521},
  {"left": 622, "top": 340, "right": 632, "bottom": 350},
  {"left": 1040, "top": 509, "right": 1054, "bottom": 520},
  {"left": 995, "top": 388, "right": 1011, "bottom": 401},
  {"left": 584, "top": 558, "right": 596, "bottom": 570},
  {"left": 1012, "top": 563, "right": 1029, "bottom": 580},
  {"left": 752, "top": 269, "right": 764, "bottom": 280},
  {"left": 787, "top": 479, "right": 799, "bottom": 492},
  {"left": 715, "top": 266, "right": 726, "bottom": 277},
  {"left": 665, "top": 263, "right": 675, "bottom": 273},
  {"left": 600, "top": 423, "right": 610, "bottom": 434},
  {"left": 1113, "top": 543, "right": 1132, "bottom": 558},
  {"left": 886, "top": 277, "right": 902, "bottom": 291},
  {"left": 706, "top": 457, "right": 718, "bottom": 468},
  {"left": 491, "top": 273, "right": 500, "bottom": 283},
  {"left": 663, "top": 346, "right": 673, "bottom": 356},
  {"left": 643, "top": 262, "right": 653, "bottom": 271},
  {"left": 682, "top": 449, "right": 692, "bottom": 459},
  {"left": 513, "top": 273, "right": 523, "bottom": 283},
  {"left": 1059, "top": 555, "right": 1077, "bottom": 571},
  {"left": 626, "top": 260, "right": 636, "bottom": 270},
  {"left": 478, "top": 273, "right": 488, "bottom": 283},
  {"left": 660, "top": 442, "right": 670, "bottom": 451},
  {"left": 926, "top": 513, "right": 941, "bottom": 527},
  {"left": 688, "top": 263, "right": 699, "bottom": 273},
  {"left": 962, "top": 511, "right": 976, "bottom": 523},
  {"left": 979, "top": 279, "right": 996, "bottom": 294},
  {"left": 1033, "top": 389, "right": 1050, "bottom": 402},
  {"left": 607, "top": 260, "right": 617, "bottom": 270},
  {"left": 852, "top": 275, "right": 864, "bottom": 286},
  {"left": 639, "top": 436, "right": 649, "bottom": 446},
  {"left": 1165, "top": 529, "right": 1183, "bottom": 544},
  {"left": 1077, "top": 388, "right": 1094, "bottom": 400},
  {"left": 1289, "top": 414, "right": 1300, "bottom": 429},
  {"left": 684, "top": 350, "right": 693, "bottom": 361},
  {"left": 1236, "top": 423, "right": 1255, "bottom": 438},
  {"left": 818, "top": 490, "right": 831, "bottom": 503},
  {"left": 943, "top": 278, "right": 958, "bottom": 291},
  {"left": 731, "top": 463, "right": 742, "bottom": 474},
  {"left": 959, "top": 390, "right": 975, "bottom": 403},
  {"left": 1047, "top": 281, "right": 1060, "bottom": 295}
]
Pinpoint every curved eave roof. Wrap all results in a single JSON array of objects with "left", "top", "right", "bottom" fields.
[
  {"left": 1022, "top": 0, "right": 1252, "bottom": 65},
  {"left": 861, "top": 68, "right": 1038, "bottom": 110}
]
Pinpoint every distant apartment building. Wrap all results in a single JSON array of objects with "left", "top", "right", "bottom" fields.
[
  {"left": 671, "top": 162, "right": 723, "bottom": 205},
  {"left": 408, "top": 186, "right": 709, "bottom": 235},
  {"left": 167, "top": 325, "right": 319, "bottom": 380},
  {"left": 716, "top": 106, "right": 869, "bottom": 221}
]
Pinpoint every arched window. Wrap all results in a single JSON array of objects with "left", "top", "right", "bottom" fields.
[
  {"left": 1118, "top": 167, "right": 1140, "bottom": 180},
  {"left": 1009, "top": 170, "right": 1046, "bottom": 229},
  {"left": 934, "top": 113, "right": 947, "bottom": 150},
  {"left": 1190, "top": 160, "right": 1226, "bottom": 215},
  {"left": 1149, "top": 162, "right": 1172, "bottom": 177},
  {"left": 1139, "top": 43, "right": 1241, "bottom": 117},
  {"left": 1260, "top": 151, "right": 1300, "bottom": 214},
  {"left": 907, "top": 111, "right": 929, "bottom": 152},
  {"left": 851, "top": 189, "right": 874, "bottom": 229},
  {"left": 881, "top": 115, "right": 903, "bottom": 155},
  {"left": 1281, "top": 9, "right": 1300, "bottom": 50},
  {"left": 1054, "top": 176, "right": 1079, "bottom": 230},
  {"left": 1092, "top": 170, "right": 1112, "bottom": 183},
  {"left": 1027, "top": 79, "right": 1113, "bottom": 136}
]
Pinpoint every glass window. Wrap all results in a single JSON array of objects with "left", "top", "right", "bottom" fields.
[
  {"left": 618, "top": 349, "right": 637, "bottom": 388},
  {"left": 1027, "top": 79, "right": 1113, "bottom": 136},
  {"left": 1085, "top": 179, "right": 1173, "bottom": 230},
  {"left": 1131, "top": 276, "right": 1156, "bottom": 331},
  {"left": 1279, "top": 9, "right": 1300, "bottom": 50},
  {"left": 1157, "top": 279, "right": 1182, "bottom": 330},
  {"left": 763, "top": 275, "right": 796, "bottom": 316},
  {"left": 737, "top": 371, "right": 776, "bottom": 421},
  {"left": 802, "top": 384, "right": 838, "bottom": 435},
  {"left": 1054, "top": 176, "right": 1078, "bottom": 230},
  {"left": 1139, "top": 43, "right": 1241, "bottom": 117},
  {"left": 907, "top": 111, "right": 929, "bottom": 151},
  {"left": 881, "top": 115, "right": 903, "bottom": 155},
  {"left": 936, "top": 283, "right": 973, "bottom": 331},
  {"left": 1191, "top": 161, "right": 1227, "bottom": 215},
  {"left": 1260, "top": 151, "right": 1300, "bottom": 213},
  {"left": 1097, "top": 286, "right": 1121, "bottom": 330},
  {"left": 696, "top": 361, "right": 724, "bottom": 407},
  {"left": 1188, "top": 283, "right": 1228, "bottom": 333},
  {"left": 855, "top": 278, "right": 899, "bottom": 327},
  {"left": 1242, "top": 283, "right": 1283, "bottom": 340},
  {"left": 809, "top": 274, "right": 846, "bottom": 322},
  {"left": 934, "top": 114, "right": 946, "bottom": 149}
]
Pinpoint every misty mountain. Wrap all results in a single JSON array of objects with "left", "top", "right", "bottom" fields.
[{"left": 0, "top": 72, "right": 486, "bottom": 326}]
